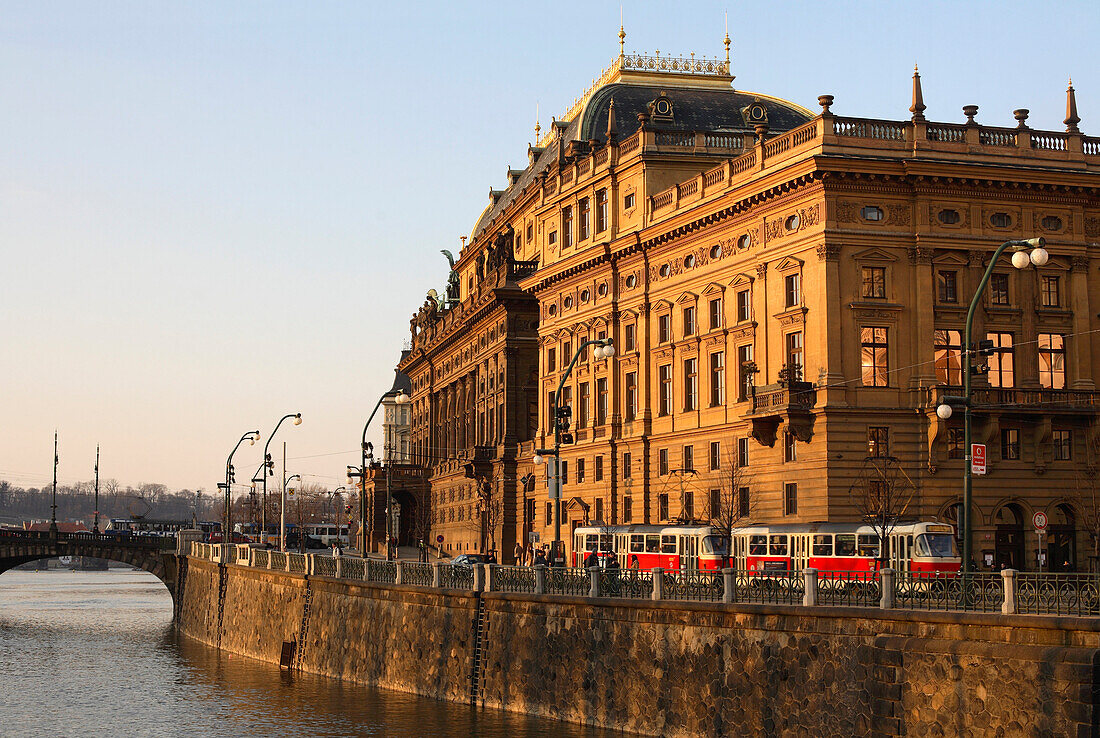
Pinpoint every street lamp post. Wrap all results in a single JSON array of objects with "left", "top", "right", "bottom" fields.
[
  {"left": 93, "top": 444, "right": 100, "bottom": 534},
  {"left": 332, "top": 486, "right": 347, "bottom": 548},
  {"left": 352, "top": 387, "right": 410, "bottom": 557},
  {"left": 937, "top": 237, "right": 1048, "bottom": 575},
  {"left": 535, "top": 338, "right": 615, "bottom": 566},
  {"left": 50, "top": 431, "right": 58, "bottom": 539},
  {"left": 225, "top": 430, "right": 261, "bottom": 546},
  {"left": 262, "top": 413, "right": 301, "bottom": 544},
  {"left": 282, "top": 473, "right": 301, "bottom": 551}
]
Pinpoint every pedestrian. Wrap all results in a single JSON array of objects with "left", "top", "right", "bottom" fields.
[
  {"left": 605, "top": 551, "right": 621, "bottom": 596},
  {"left": 513, "top": 542, "right": 523, "bottom": 564},
  {"left": 486, "top": 549, "right": 498, "bottom": 565},
  {"left": 584, "top": 548, "right": 599, "bottom": 569},
  {"left": 533, "top": 547, "right": 547, "bottom": 567}
]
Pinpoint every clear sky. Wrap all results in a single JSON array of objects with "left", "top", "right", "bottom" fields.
[{"left": 2, "top": 1, "right": 1096, "bottom": 497}]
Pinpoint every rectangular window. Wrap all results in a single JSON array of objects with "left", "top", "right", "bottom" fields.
[
  {"left": 738, "top": 487, "right": 750, "bottom": 517},
  {"left": 547, "top": 391, "right": 555, "bottom": 433},
  {"left": 659, "top": 364, "right": 672, "bottom": 416},
  {"left": 1001, "top": 428, "right": 1020, "bottom": 460},
  {"left": 683, "top": 445, "right": 694, "bottom": 472},
  {"left": 578, "top": 382, "right": 590, "bottom": 427},
  {"left": 545, "top": 501, "right": 552, "bottom": 525},
  {"left": 868, "top": 426, "right": 889, "bottom": 457},
  {"left": 785, "top": 273, "right": 801, "bottom": 308},
  {"left": 561, "top": 460, "right": 569, "bottom": 485},
  {"left": 786, "top": 331, "right": 804, "bottom": 379},
  {"left": 623, "top": 452, "right": 632, "bottom": 480},
  {"left": 1038, "top": 333, "right": 1066, "bottom": 389},
  {"left": 563, "top": 341, "right": 571, "bottom": 362},
  {"left": 709, "top": 297, "right": 723, "bottom": 330},
  {"left": 595, "top": 189, "right": 608, "bottom": 233},
  {"left": 1041, "top": 276, "right": 1061, "bottom": 308},
  {"left": 623, "top": 495, "right": 632, "bottom": 523},
  {"left": 710, "top": 351, "right": 725, "bottom": 406},
  {"left": 659, "top": 448, "right": 669, "bottom": 476},
  {"left": 934, "top": 329, "right": 963, "bottom": 385},
  {"left": 784, "top": 432, "right": 797, "bottom": 463},
  {"left": 736, "top": 288, "right": 751, "bottom": 322},
  {"left": 578, "top": 197, "right": 590, "bottom": 241},
  {"left": 684, "top": 357, "right": 698, "bottom": 411},
  {"left": 579, "top": 342, "right": 589, "bottom": 362},
  {"left": 738, "top": 344, "right": 754, "bottom": 401},
  {"left": 624, "top": 192, "right": 635, "bottom": 210},
  {"left": 563, "top": 206, "right": 574, "bottom": 247},
  {"left": 658, "top": 494, "right": 669, "bottom": 521},
  {"left": 710, "top": 441, "right": 721, "bottom": 471},
  {"left": 658, "top": 314, "right": 671, "bottom": 344},
  {"left": 709, "top": 489, "right": 721, "bottom": 519},
  {"left": 937, "top": 270, "right": 958, "bottom": 303},
  {"left": 577, "top": 457, "right": 585, "bottom": 483},
  {"left": 526, "top": 223, "right": 534, "bottom": 243},
  {"left": 547, "top": 347, "right": 557, "bottom": 373},
  {"left": 861, "top": 266, "right": 886, "bottom": 299},
  {"left": 561, "top": 386, "right": 572, "bottom": 429},
  {"left": 860, "top": 326, "right": 889, "bottom": 387},
  {"left": 783, "top": 483, "right": 798, "bottom": 515},
  {"left": 947, "top": 428, "right": 964, "bottom": 459},
  {"left": 737, "top": 437, "right": 749, "bottom": 467},
  {"left": 548, "top": 230, "right": 557, "bottom": 245},
  {"left": 596, "top": 378, "right": 608, "bottom": 425},
  {"left": 624, "top": 324, "right": 636, "bottom": 352},
  {"left": 990, "top": 273, "right": 1009, "bottom": 306},
  {"left": 683, "top": 306, "right": 696, "bottom": 336},
  {"left": 1053, "top": 430, "right": 1072, "bottom": 461},
  {"left": 684, "top": 491, "right": 695, "bottom": 521},
  {"left": 987, "top": 332, "right": 1015, "bottom": 388},
  {"left": 594, "top": 497, "right": 603, "bottom": 523},
  {"left": 624, "top": 371, "right": 638, "bottom": 421},
  {"left": 594, "top": 455, "right": 603, "bottom": 482}
]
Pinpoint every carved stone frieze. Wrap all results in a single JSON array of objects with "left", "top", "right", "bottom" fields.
[
  {"left": 907, "top": 246, "right": 934, "bottom": 264},
  {"left": 1085, "top": 217, "right": 1100, "bottom": 238},
  {"left": 817, "top": 244, "right": 841, "bottom": 261},
  {"left": 884, "top": 205, "right": 911, "bottom": 226},
  {"left": 1072, "top": 256, "right": 1090, "bottom": 273}
]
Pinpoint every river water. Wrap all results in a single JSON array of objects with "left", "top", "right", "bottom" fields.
[{"left": 0, "top": 569, "right": 613, "bottom": 738}]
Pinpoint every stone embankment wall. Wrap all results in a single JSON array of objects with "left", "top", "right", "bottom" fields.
[{"left": 178, "top": 558, "right": 1100, "bottom": 737}]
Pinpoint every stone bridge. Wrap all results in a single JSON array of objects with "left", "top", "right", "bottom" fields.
[{"left": 0, "top": 530, "right": 180, "bottom": 601}]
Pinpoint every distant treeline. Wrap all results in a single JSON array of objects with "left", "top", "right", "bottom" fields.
[{"left": 0, "top": 479, "right": 220, "bottom": 526}]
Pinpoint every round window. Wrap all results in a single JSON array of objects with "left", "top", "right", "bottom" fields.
[
  {"left": 937, "top": 209, "right": 960, "bottom": 225},
  {"left": 1041, "top": 215, "right": 1063, "bottom": 231},
  {"left": 861, "top": 206, "right": 884, "bottom": 222},
  {"left": 659, "top": 264, "right": 671, "bottom": 278},
  {"left": 625, "top": 274, "right": 637, "bottom": 289},
  {"left": 684, "top": 254, "right": 696, "bottom": 269},
  {"left": 737, "top": 233, "right": 752, "bottom": 250},
  {"left": 709, "top": 244, "right": 723, "bottom": 260},
  {"left": 785, "top": 214, "right": 801, "bottom": 231},
  {"left": 580, "top": 289, "right": 590, "bottom": 303},
  {"left": 989, "top": 212, "right": 1012, "bottom": 228},
  {"left": 597, "top": 283, "right": 608, "bottom": 297},
  {"left": 548, "top": 304, "right": 557, "bottom": 316},
  {"left": 563, "top": 295, "right": 573, "bottom": 308}
]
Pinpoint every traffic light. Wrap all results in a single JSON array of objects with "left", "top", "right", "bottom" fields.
[
  {"left": 345, "top": 504, "right": 352, "bottom": 515},
  {"left": 555, "top": 405, "right": 574, "bottom": 444}
]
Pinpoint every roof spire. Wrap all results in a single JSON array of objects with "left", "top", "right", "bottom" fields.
[
  {"left": 910, "top": 63, "right": 926, "bottom": 122},
  {"left": 618, "top": 4, "right": 626, "bottom": 57},
  {"left": 724, "top": 12, "right": 731, "bottom": 68},
  {"left": 535, "top": 102, "right": 541, "bottom": 141},
  {"left": 1065, "top": 77, "right": 1081, "bottom": 133},
  {"left": 606, "top": 97, "right": 617, "bottom": 141}
]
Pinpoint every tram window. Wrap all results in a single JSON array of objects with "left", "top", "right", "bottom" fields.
[
  {"left": 599, "top": 535, "right": 613, "bottom": 552},
  {"left": 915, "top": 533, "right": 958, "bottom": 558},
  {"left": 585, "top": 534, "right": 599, "bottom": 551},
  {"left": 630, "top": 535, "right": 645, "bottom": 553},
  {"left": 646, "top": 535, "right": 661, "bottom": 553},
  {"left": 835, "top": 534, "right": 857, "bottom": 556},
  {"left": 769, "top": 535, "right": 788, "bottom": 556},
  {"left": 701, "top": 535, "right": 729, "bottom": 555},
  {"left": 661, "top": 535, "right": 677, "bottom": 554},
  {"left": 812, "top": 534, "right": 833, "bottom": 556},
  {"left": 749, "top": 535, "right": 768, "bottom": 556},
  {"left": 857, "top": 534, "right": 880, "bottom": 557}
]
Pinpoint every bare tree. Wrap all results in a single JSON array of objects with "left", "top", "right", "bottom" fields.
[
  {"left": 848, "top": 456, "right": 915, "bottom": 571},
  {"left": 709, "top": 451, "right": 756, "bottom": 568},
  {"left": 1071, "top": 434, "right": 1100, "bottom": 572}
]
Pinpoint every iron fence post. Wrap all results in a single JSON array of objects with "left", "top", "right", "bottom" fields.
[
  {"left": 588, "top": 566, "right": 601, "bottom": 598},
  {"left": 722, "top": 568, "right": 735, "bottom": 604},
  {"left": 803, "top": 569, "right": 818, "bottom": 607},
  {"left": 395, "top": 560, "right": 404, "bottom": 586},
  {"left": 880, "top": 568, "right": 896, "bottom": 609},
  {"left": 432, "top": 562, "right": 442, "bottom": 588},
  {"left": 473, "top": 563, "right": 486, "bottom": 592},
  {"left": 534, "top": 564, "right": 546, "bottom": 595},
  {"left": 651, "top": 567, "right": 664, "bottom": 600}
]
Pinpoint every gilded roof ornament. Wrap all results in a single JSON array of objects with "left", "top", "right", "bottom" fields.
[{"left": 1065, "top": 78, "right": 1081, "bottom": 133}]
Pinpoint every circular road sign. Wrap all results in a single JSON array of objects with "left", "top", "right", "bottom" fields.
[
  {"left": 436, "top": 534, "right": 445, "bottom": 543},
  {"left": 1033, "top": 511, "right": 1048, "bottom": 531}
]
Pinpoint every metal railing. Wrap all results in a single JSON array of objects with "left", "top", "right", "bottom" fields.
[
  {"left": 817, "top": 571, "right": 881, "bottom": 608},
  {"left": 403, "top": 561, "right": 434, "bottom": 587},
  {"left": 894, "top": 571, "right": 1002, "bottom": 613},
  {"left": 733, "top": 570, "right": 805, "bottom": 606},
  {"left": 1017, "top": 573, "right": 1100, "bottom": 617},
  {"left": 366, "top": 559, "right": 397, "bottom": 584},
  {"left": 438, "top": 563, "right": 474, "bottom": 590},
  {"left": 491, "top": 565, "right": 537, "bottom": 593},
  {"left": 663, "top": 569, "right": 724, "bottom": 602},
  {"left": 545, "top": 568, "right": 589, "bottom": 596},
  {"left": 269, "top": 551, "right": 287, "bottom": 571},
  {"left": 252, "top": 549, "right": 270, "bottom": 569},
  {"left": 314, "top": 555, "right": 338, "bottom": 578},
  {"left": 343, "top": 557, "right": 365, "bottom": 580},
  {"left": 288, "top": 552, "right": 307, "bottom": 574},
  {"left": 603, "top": 568, "right": 653, "bottom": 599}
]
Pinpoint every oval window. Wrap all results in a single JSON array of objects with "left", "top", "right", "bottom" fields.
[
  {"left": 626, "top": 274, "right": 637, "bottom": 289},
  {"left": 548, "top": 304, "right": 557, "bottom": 316},
  {"left": 684, "top": 254, "right": 696, "bottom": 269},
  {"left": 937, "top": 209, "right": 961, "bottom": 225},
  {"left": 1041, "top": 215, "right": 1063, "bottom": 231},
  {"left": 659, "top": 264, "right": 671, "bottom": 278},
  {"left": 597, "top": 283, "right": 608, "bottom": 297},
  {"left": 563, "top": 295, "right": 573, "bottom": 308},
  {"left": 709, "top": 244, "right": 722, "bottom": 260},
  {"left": 861, "top": 206, "right": 884, "bottom": 222},
  {"left": 989, "top": 212, "right": 1012, "bottom": 228},
  {"left": 580, "top": 289, "right": 590, "bottom": 303},
  {"left": 785, "top": 214, "right": 801, "bottom": 231},
  {"left": 737, "top": 233, "right": 752, "bottom": 249}
]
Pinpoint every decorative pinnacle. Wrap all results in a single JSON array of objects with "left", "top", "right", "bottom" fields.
[
  {"left": 618, "top": 4, "right": 625, "bottom": 57},
  {"left": 910, "top": 64, "right": 926, "bottom": 122},
  {"left": 1065, "top": 77, "right": 1081, "bottom": 133},
  {"left": 724, "top": 12, "right": 731, "bottom": 65}
]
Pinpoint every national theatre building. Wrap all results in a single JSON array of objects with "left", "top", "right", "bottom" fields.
[{"left": 387, "top": 36, "right": 1100, "bottom": 572}]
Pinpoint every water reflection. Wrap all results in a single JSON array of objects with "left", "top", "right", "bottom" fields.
[{"left": 0, "top": 570, "right": 611, "bottom": 738}]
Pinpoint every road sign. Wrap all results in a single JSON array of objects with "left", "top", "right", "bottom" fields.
[
  {"left": 971, "top": 443, "right": 987, "bottom": 475},
  {"left": 1033, "top": 511, "right": 1048, "bottom": 531},
  {"left": 529, "top": 531, "right": 541, "bottom": 544},
  {"left": 436, "top": 534, "right": 444, "bottom": 543}
]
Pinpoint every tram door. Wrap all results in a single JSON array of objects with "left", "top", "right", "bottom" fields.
[
  {"left": 681, "top": 536, "right": 699, "bottom": 570},
  {"left": 792, "top": 535, "right": 809, "bottom": 571}
]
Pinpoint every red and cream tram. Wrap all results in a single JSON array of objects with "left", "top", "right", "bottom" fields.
[{"left": 571, "top": 521, "right": 959, "bottom": 576}]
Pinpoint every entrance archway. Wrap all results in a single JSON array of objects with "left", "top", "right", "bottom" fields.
[
  {"left": 1049, "top": 503, "right": 1077, "bottom": 572},
  {"left": 392, "top": 490, "right": 419, "bottom": 548},
  {"left": 993, "top": 503, "right": 1025, "bottom": 570}
]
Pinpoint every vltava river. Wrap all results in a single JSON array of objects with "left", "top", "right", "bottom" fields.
[{"left": 0, "top": 569, "right": 612, "bottom": 738}]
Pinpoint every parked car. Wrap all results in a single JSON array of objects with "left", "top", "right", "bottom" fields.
[{"left": 451, "top": 554, "right": 486, "bottom": 567}]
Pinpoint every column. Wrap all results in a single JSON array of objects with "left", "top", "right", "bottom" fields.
[{"left": 1070, "top": 257, "right": 1094, "bottom": 389}]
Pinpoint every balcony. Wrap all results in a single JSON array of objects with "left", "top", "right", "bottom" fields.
[{"left": 744, "top": 382, "right": 817, "bottom": 446}]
